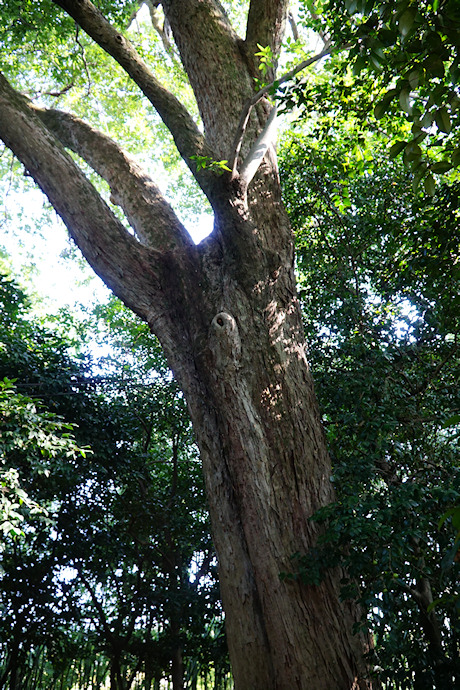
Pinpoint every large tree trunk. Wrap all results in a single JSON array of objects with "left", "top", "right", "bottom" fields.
[
  {"left": 154, "top": 182, "right": 372, "bottom": 689},
  {"left": 0, "top": 1, "right": 376, "bottom": 687}
]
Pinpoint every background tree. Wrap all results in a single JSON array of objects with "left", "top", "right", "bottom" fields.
[{"left": 0, "top": 271, "right": 226, "bottom": 690}]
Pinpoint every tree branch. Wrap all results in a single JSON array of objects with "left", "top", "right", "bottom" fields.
[
  {"left": 230, "top": 45, "right": 336, "bottom": 178},
  {"left": 162, "top": 0, "right": 256, "bottom": 159},
  {"left": 0, "top": 71, "right": 166, "bottom": 325},
  {"left": 52, "top": 0, "right": 216, "bottom": 196},
  {"left": 77, "top": 566, "right": 113, "bottom": 640},
  {"left": 36, "top": 107, "right": 192, "bottom": 252}
]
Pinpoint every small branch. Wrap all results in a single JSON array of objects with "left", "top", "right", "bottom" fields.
[
  {"left": 145, "top": 0, "right": 174, "bottom": 54},
  {"left": 287, "top": 12, "right": 299, "bottom": 42},
  {"left": 41, "top": 82, "right": 74, "bottom": 98},
  {"left": 74, "top": 24, "right": 92, "bottom": 96},
  {"left": 230, "top": 44, "right": 337, "bottom": 177},
  {"left": 413, "top": 345, "right": 459, "bottom": 397},
  {"left": 77, "top": 566, "right": 113, "bottom": 640}
]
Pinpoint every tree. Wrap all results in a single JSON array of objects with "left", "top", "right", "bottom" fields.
[{"left": 0, "top": 2, "right": 395, "bottom": 687}]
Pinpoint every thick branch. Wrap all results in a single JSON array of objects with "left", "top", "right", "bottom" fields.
[
  {"left": 52, "top": 0, "right": 216, "bottom": 196},
  {"left": 36, "top": 107, "right": 192, "bottom": 252},
  {"left": 162, "top": 0, "right": 256, "bottom": 159},
  {"left": 245, "top": 0, "right": 290, "bottom": 75},
  {"left": 0, "top": 71, "right": 164, "bottom": 324}
]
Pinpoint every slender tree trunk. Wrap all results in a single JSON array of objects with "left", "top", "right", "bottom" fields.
[
  {"left": 171, "top": 641, "right": 184, "bottom": 690},
  {"left": 110, "top": 653, "right": 126, "bottom": 690},
  {"left": 6, "top": 633, "right": 21, "bottom": 690},
  {"left": 143, "top": 662, "right": 153, "bottom": 690}
]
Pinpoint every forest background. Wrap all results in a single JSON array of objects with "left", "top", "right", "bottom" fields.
[{"left": 0, "top": 1, "right": 459, "bottom": 689}]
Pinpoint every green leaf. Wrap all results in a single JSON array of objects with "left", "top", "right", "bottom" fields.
[
  {"left": 431, "top": 161, "right": 453, "bottom": 174},
  {"left": 352, "top": 56, "right": 367, "bottom": 75},
  {"left": 345, "top": 0, "right": 359, "bottom": 14},
  {"left": 399, "top": 88, "right": 411, "bottom": 114},
  {"left": 424, "top": 54, "right": 445, "bottom": 78},
  {"left": 411, "top": 169, "right": 424, "bottom": 192},
  {"left": 435, "top": 107, "right": 452, "bottom": 134},
  {"left": 453, "top": 148, "right": 460, "bottom": 168},
  {"left": 442, "top": 414, "right": 460, "bottom": 428},
  {"left": 441, "top": 539, "right": 460, "bottom": 572},
  {"left": 423, "top": 174, "right": 436, "bottom": 195},
  {"left": 407, "top": 68, "right": 421, "bottom": 89},
  {"left": 374, "top": 100, "right": 390, "bottom": 119},
  {"left": 398, "top": 8, "right": 416, "bottom": 37},
  {"left": 389, "top": 141, "right": 407, "bottom": 158},
  {"left": 369, "top": 51, "right": 386, "bottom": 71},
  {"left": 421, "top": 111, "right": 433, "bottom": 128},
  {"left": 404, "top": 141, "right": 422, "bottom": 161}
]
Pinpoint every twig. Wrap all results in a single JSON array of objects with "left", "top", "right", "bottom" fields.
[
  {"left": 287, "top": 12, "right": 299, "bottom": 42},
  {"left": 75, "top": 24, "right": 92, "bottom": 96},
  {"left": 42, "top": 82, "right": 74, "bottom": 98}
]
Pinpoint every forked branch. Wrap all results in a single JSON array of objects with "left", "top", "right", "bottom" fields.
[
  {"left": 0, "top": 71, "right": 165, "bottom": 324},
  {"left": 52, "top": 0, "right": 216, "bottom": 196},
  {"left": 36, "top": 107, "right": 192, "bottom": 252}
]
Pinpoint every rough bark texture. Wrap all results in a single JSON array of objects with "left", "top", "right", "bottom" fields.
[{"left": 0, "top": 1, "right": 377, "bottom": 687}]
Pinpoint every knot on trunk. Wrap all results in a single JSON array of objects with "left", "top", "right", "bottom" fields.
[{"left": 209, "top": 311, "right": 241, "bottom": 372}]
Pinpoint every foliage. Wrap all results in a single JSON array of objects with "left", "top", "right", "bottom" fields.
[
  {"left": 0, "top": 273, "right": 88, "bottom": 537},
  {"left": 280, "top": 132, "right": 460, "bottom": 688},
  {"left": 285, "top": 0, "right": 460, "bottom": 190},
  {"left": 0, "top": 377, "right": 79, "bottom": 538},
  {"left": 0, "top": 272, "right": 228, "bottom": 689}
]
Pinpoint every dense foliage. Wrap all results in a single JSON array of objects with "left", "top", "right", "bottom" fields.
[
  {"left": 282, "top": 0, "right": 460, "bottom": 192},
  {"left": 280, "top": 132, "right": 460, "bottom": 688},
  {"left": 0, "top": 273, "right": 228, "bottom": 690}
]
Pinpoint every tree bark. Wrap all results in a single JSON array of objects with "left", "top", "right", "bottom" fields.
[{"left": 0, "top": 1, "right": 377, "bottom": 687}]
